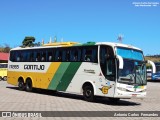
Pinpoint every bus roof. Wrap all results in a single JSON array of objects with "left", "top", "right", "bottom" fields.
[
  {"left": 11, "top": 41, "right": 142, "bottom": 51},
  {"left": 96, "top": 42, "right": 142, "bottom": 51}
]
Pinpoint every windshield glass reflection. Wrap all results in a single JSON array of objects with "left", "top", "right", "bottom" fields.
[{"left": 118, "top": 59, "right": 146, "bottom": 85}]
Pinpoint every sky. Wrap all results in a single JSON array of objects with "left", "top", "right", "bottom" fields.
[{"left": 0, "top": 0, "right": 160, "bottom": 55}]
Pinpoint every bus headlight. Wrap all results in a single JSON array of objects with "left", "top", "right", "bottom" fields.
[
  {"left": 117, "top": 87, "right": 128, "bottom": 92},
  {"left": 140, "top": 89, "right": 147, "bottom": 92}
]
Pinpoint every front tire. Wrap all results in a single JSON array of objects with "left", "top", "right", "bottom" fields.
[{"left": 83, "top": 85, "right": 94, "bottom": 102}]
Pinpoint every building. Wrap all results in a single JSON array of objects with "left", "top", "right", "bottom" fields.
[{"left": 0, "top": 52, "right": 9, "bottom": 63}]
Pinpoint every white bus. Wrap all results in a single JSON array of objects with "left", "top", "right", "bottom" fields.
[{"left": 7, "top": 41, "right": 148, "bottom": 102}]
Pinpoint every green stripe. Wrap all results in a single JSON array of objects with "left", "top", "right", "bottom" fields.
[
  {"left": 73, "top": 42, "right": 96, "bottom": 46},
  {"left": 48, "top": 62, "right": 70, "bottom": 90},
  {"left": 82, "top": 42, "right": 96, "bottom": 46},
  {"left": 56, "top": 62, "right": 82, "bottom": 91}
]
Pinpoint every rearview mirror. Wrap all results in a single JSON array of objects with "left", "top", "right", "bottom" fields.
[
  {"left": 147, "top": 60, "right": 156, "bottom": 74},
  {"left": 117, "top": 55, "right": 123, "bottom": 69}
]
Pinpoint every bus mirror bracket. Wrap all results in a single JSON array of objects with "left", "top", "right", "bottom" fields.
[
  {"left": 147, "top": 60, "right": 156, "bottom": 74},
  {"left": 117, "top": 55, "right": 123, "bottom": 69}
]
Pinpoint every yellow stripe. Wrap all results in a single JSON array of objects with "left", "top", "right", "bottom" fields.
[
  {"left": 40, "top": 62, "right": 61, "bottom": 89},
  {"left": 7, "top": 62, "right": 61, "bottom": 89}
]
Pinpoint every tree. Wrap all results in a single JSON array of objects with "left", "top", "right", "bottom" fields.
[
  {"left": 3, "top": 44, "right": 11, "bottom": 53},
  {"left": 22, "top": 36, "right": 35, "bottom": 47},
  {"left": 0, "top": 44, "right": 11, "bottom": 53}
]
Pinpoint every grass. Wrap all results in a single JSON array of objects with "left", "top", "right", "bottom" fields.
[{"left": 145, "top": 56, "right": 160, "bottom": 62}]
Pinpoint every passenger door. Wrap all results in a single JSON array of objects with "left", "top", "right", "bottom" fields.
[{"left": 99, "top": 45, "right": 116, "bottom": 97}]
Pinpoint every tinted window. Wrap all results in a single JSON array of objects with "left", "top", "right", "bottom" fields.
[
  {"left": 10, "top": 46, "right": 98, "bottom": 63},
  {"left": 100, "top": 45, "right": 115, "bottom": 81}
]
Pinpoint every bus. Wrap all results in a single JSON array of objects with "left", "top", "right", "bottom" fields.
[
  {"left": 0, "top": 63, "right": 8, "bottom": 81},
  {"left": 152, "top": 62, "right": 160, "bottom": 80},
  {"left": 7, "top": 41, "right": 150, "bottom": 102}
]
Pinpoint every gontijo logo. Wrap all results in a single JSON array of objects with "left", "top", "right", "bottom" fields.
[{"left": 24, "top": 65, "right": 45, "bottom": 70}]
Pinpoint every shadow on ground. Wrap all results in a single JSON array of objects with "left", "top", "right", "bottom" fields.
[
  {"left": 147, "top": 80, "right": 160, "bottom": 82},
  {"left": 6, "top": 86, "right": 140, "bottom": 106}
]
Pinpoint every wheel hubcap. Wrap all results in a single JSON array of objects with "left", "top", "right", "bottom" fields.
[{"left": 86, "top": 90, "right": 91, "bottom": 97}]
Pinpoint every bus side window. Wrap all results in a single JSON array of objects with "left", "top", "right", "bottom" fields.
[
  {"left": 73, "top": 51, "right": 78, "bottom": 61},
  {"left": 47, "top": 50, "right": 53, "bottom": 62},
  {"left": 10, "top": 51, "right": 14, "bottom": 62},
  {"left": 82, "top": 48, "right": 89, "bottom": 61},
  {"left": 41, "top": 50, "right": 46, "bottom": 62},
  {"left": 16, "top": 51, "right": 22, "bottom": 62},
  {"left": 55, "top": 49, "right": 62, "bottom": 61},
  {"left": 11, "top": 51, "right": 17, "bottom": 62},
  {"left": 82, "top": 47, "right": 97, "bottom": 62},
  {"left": 29, "top": 52, "right": 34, "bottom": 62},
  {"left": 62, "top": 49, "right": 66, "bottom": 62},
  {"left": 92, "top": 47, "right": 98, "bottom": 63},
  {"left": 70, "top": 48, "right": 78, "bottom": 61},
  {"left": 23, "top": 50, "right": 31, "bottom": 62},
  {"left": 19, "top": 52, "right": 24, "bottom": 62},
  {"left": 66, "top": 49, "right": 70, "bottom": 61},
  {"left": 36, "top": 53, "right": 41, "bottom": 62}
]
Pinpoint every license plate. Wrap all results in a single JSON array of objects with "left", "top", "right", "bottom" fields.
[{"left": 132, "top": 94, "right": 137, "bottom": 97}]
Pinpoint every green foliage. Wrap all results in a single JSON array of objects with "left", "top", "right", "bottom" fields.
[
  {"left": 145, "top": 56, "right": 160, "bottom": 63},
  {"left": 145, "top": 61, "right": 152, "bottom": 69},
  {"left": 22, "top": 36, "right": 36, "bottom": 47},
  {"left": 0, "top": 44, "right": 11, "bottom": 53}
]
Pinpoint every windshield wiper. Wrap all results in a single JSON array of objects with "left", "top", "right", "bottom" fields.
[
  {"left": 128, "top": 74, "right": 135, "bottom": 84},
  {"left": 120, "top": 75, "right": 134, "bottom": 85}
]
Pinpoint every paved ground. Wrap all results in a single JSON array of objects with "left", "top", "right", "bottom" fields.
[{"left": 0, "top": 81, "right": 160, "bottom": 120}]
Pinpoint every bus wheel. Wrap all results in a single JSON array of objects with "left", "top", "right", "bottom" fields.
[
  {"left": 3, "top": 76, "right": 7, "bottom": 81},
  {"left": 26, "top": 79, "right": 33, "bottom": 92},
  {"left": 83, "top": 85, "right": 94, "bottom": 102},
  {"left": 18, "top": 79, "right": 25, "bottom": 91},
  {"left": 0, "top": 77, "right": 2, "bottom": 81}
]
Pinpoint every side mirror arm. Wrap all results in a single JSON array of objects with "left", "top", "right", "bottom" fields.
[
  {"left": 117, "top": 55, "right": 123, "bottom": 69},
  {"left": 147, "top": 60, "right": 156, "bottom": 74}
]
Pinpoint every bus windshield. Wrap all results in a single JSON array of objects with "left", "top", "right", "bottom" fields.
[
  {"left": 116, "top": 47, "right": 144, "bottom": 61},
  {"left": 116, "top": 47, "right": 146, "bottom": 85},
  {"left": 118, "top": 59, "right": 146, "bottom": 85}
]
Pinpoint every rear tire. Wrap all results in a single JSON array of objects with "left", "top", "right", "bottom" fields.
[
  {"left": 0, "top": 77, "right": 2, "bottom": 81},
  {"left": 83, "top": 85, "right": 94, "bottom": 102},
  {"left": 26, "top": 79, "right": 33, "bottom": 92},
  {"left": 18, "top": 79, "right": 25, "bottom": 91}
]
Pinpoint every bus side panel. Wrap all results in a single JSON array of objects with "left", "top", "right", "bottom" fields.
[
  {"left": 7, "top": 62, "right": 61, "bottom": 89},
  {"left": 66, "top": 62, "right": 116, "bottom": 97},
  {"left": 56, "top": 62, "right": 82, "bottom": 91},
  {"left": 47, "top": 62, "right": 82, "bottom": 91},
  {"left": 7, "top": 71, "right": 18, "bottom": 86},
  {"left": 65, "top": 62, "right": 102, "bottom": 95},
  {"left": 41, "top": 62, "right": 61, "bottom": 89}
]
